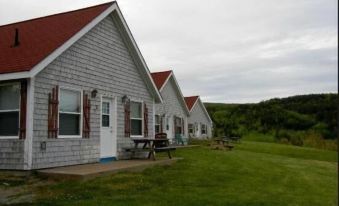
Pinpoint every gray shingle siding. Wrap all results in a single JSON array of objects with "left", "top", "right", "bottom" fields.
[
  {"left": 31, "top": 15, "right": 154, "bottom": 169},
  {"left": 0, "top": 140, "right": 25, "bottom": 170},
  {"left": 155, "top": 77, "right": 188, "bottom": 139}
]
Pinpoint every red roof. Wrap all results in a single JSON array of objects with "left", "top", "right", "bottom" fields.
[
  {"left": 150, "top": 70, "right": 172, "bottom": 90},
  {"left": 184, "top": 96, "right": 199, "bottom": 111},
  {"left": 0, "top": 2, "right": 113, "bottom": 74}
]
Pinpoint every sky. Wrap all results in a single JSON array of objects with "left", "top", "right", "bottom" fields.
[{"left": 0, "top": 0, "right": 337, "bottom": 103}]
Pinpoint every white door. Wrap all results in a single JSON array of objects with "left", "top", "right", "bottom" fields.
[
  {"left": 100, "top": 97, "right": 116, "bottom": 159},
  {"left": 195, "top": 123, "right": 200, "bottom": 137}
]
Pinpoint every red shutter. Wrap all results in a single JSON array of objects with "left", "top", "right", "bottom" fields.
[
  {"left": 19, "top": 80, "right": 27, "bottom": 139},
  {"left": 83, "top": 94, "right": 90, "bottom": 138},
  {"left": 124, "top": 100, "right": 131, "bottom": 137},
  {"left": 144, "top": 103, "right": 148, "bottom": 137},
  {"left": 48, "top": 86, "right": 59, "bottom": 138}
]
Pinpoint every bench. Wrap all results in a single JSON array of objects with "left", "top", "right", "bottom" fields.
[
  {"left": 154, "top": 146, "right": 177, "bottom": 159},
  {"left": 154, "top": 133, "right": 176, "bottom": 159},
  {"left": 175, "top": 134, "right": 188, "bottom": 145}
]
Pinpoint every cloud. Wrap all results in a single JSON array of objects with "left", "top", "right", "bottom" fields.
[{"left": 0, "top": 0, "right": 337, "bottom": 103}]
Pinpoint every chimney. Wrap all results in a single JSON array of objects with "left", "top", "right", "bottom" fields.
[{"left": 13, "top": 28, "right": 20, "bottom": 47}]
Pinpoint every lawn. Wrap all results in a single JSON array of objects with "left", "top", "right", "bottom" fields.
[{"left": 1, "top": 141, "right": 337, "bottom": 206}]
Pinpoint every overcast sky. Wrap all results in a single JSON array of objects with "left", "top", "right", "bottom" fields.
[{"left": 0, "top": 0, "right": 337, "bottom": 103}]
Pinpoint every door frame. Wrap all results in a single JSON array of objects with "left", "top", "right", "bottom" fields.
[{"left": 100, "top": 95, "right": 117, "bottom": 161}]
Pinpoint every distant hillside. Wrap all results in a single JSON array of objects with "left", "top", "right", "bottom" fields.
[{"left": 205, "top": 94, "right": 338, "bottom": 149}]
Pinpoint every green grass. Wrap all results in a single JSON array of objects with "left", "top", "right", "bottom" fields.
[{"left": 7, "top": 141, "right": 339, "bottom": 206}]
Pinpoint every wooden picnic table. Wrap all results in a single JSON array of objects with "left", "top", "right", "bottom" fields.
[
  {"left": 130, "top": 138, "right": 174, "bottom": 160},
  {"left": 212, "top": 138, "right": 234, "bottom": 150}
]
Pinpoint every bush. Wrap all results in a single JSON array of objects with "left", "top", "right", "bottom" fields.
[{"left": 303, "top": 131, "right": 338, "bottom": 151}]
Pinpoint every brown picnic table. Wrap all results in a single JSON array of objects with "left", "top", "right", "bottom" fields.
[
  {"left": 130, "top": 138, "right": 175, "bottom": 160},
  {"left": 213, "top": 138, "right": 234, "bottom": 150}
]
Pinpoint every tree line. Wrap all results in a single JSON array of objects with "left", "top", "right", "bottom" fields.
[{"left": 205, "top": 93, "right": 338, "bottom": 149}]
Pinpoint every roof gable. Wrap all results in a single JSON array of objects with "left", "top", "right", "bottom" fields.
[
  {"left": 151, "top": 70, "right": 190, "bottom": 114},
  {"left": 150, "top": 70, "right": 172, "bottom": 90},
  {"left": 185, "top": 96, "right": 212, "bottom": 123},
  {"left": 0, "top": 2, "right": 112, "bottom": 74}
]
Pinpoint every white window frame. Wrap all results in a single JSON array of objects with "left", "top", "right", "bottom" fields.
[
  {"left": 130, "top": 100, "right": 144, "bottom": 138},
  {"left": 101, "top": 100, "right": 111, "bottom": 128},
  {"left": 58, "top": 87, "right": 83, "bottom": 139},
  {"left": 0, "top": 82, "right": 21, "bottom": 139}
]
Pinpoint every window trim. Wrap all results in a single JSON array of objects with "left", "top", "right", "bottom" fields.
[
  {"left": 0, "top": 82, "right": 21, "bottom": 139},
  {"left": 101, "top": 100, "right": 111, "bottom": 128},
  {"left": 130, "top": 100, "right": 144, "bottom": 138},
  {"left": 58, "top": 86, "right": 83, "bottom": 139}
]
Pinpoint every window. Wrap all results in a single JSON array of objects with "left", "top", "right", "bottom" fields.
[
  {"left": 155, "top": 115, "right": 160, "bottom": 134},
  {"left": 102, "top": 102, "right": 110, "bottom": 127},
  {"left": 59, "top": 88, "right": 82, "bottom": 136},
  {"left": 201, "top": 124, "right": 207, "bottom": 135},
  {"left": 0, "top": 83, "right": 20, "bottom": 137},
  {"left": 130, "top": 101, "right": 143, "bottom": 136},
  {"left": 188, "top": 124, "right": 194, "bottom": 134},
  {"left": 175, "top": 117, "right": 182, "bottom": 134}
]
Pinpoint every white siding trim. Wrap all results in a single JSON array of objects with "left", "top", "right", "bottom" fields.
[
  {"left": 0, "top": 71, "right": 30, "bottom": 81},
  {"left": 24, "top": 77, "right": 34, "bottom": 170}
]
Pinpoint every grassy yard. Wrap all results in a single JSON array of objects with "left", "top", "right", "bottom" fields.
[{"left": 1, "top": 141, "right": 337, "bottom": 206}]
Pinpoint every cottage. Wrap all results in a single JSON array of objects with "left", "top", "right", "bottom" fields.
[
  {"left": 0, "top": 2, "right": 163, "bottom": 170},
  {"left": 151, "top": 71, "right": 190, "bottom": 142},
  {"left": 185, "top": 96, "right": 213, "bottom": 139}
]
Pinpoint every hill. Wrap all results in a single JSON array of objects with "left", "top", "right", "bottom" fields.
[{"left": 205, "top": 93, "right": 338, "bottom": 150}]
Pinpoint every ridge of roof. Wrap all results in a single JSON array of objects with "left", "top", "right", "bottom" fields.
[{"left": 0, "top": 1, "right": 115, "bottom": 27}]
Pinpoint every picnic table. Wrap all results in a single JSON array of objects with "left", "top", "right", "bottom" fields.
[
  {"left": 129, "top": 138, "right": 175, "bottom": 160},
  {"left": 212, "top": 138, "right": 234, "bottom": 150}
]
